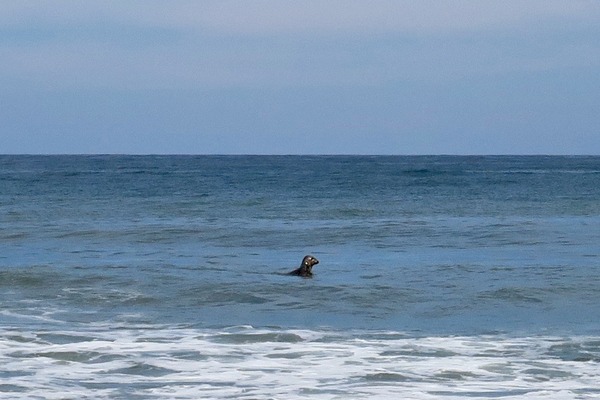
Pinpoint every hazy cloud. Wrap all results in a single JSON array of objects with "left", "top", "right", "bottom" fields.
[
  {"left": 3, "top": 1, "right": 600, "bottom": 89},
  {"left": 4, "top": 1, "right": 600, "bottom": 34}
]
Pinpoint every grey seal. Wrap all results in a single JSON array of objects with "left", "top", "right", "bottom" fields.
[{"left": 288, "top": 255, "right": 319, "bottom": 277}]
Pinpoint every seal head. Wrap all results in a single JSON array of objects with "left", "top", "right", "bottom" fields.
[{"left": 289, "top": 255, "right": 319, "bottom": 277}]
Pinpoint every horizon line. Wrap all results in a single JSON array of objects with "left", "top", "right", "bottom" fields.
[{"left": 1, "top": 153, "right": 598, "bottom": 157}]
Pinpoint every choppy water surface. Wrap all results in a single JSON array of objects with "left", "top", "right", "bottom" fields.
[{"left": 1, "top": 155, "right": 599, "bottom": 398}]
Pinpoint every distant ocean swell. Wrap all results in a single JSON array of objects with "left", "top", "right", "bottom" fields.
[{"left": 1, "top": 325, "right": 599, "bottom": 399}]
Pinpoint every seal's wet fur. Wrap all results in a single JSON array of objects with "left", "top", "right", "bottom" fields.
[{"left": 289, "top": 255, "right": 319, "bottom": 277}]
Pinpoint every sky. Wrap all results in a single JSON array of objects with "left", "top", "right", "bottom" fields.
[{"left": 1, "top": 1, "right": 599, "bottom": 155}]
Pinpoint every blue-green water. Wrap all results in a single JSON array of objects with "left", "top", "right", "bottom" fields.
[{"left": 1, "top": 155, "right": 599, "bottom": 398}]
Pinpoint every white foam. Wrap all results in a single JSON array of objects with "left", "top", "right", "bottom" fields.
[{"left": 1, "top": 325, "right": 599, "bottom": 399}]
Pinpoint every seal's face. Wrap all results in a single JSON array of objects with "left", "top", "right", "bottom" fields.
[{"left": 302, "top": 255, "right": 319, "bottom": 272}]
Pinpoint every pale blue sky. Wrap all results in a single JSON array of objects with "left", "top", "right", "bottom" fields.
[{"left": 1, "top": 1, "right": 599, "bottom": 154}]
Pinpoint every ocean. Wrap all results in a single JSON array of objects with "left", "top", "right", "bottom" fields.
[{"left": 1, "top": 155, "right": 599, "bottom": 399}]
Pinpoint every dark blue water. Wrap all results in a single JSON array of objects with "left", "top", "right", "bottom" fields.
[{"left": 1, "top": 155, "right": 599, "bottom": 398}]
